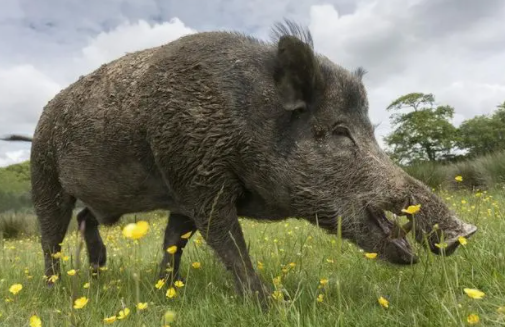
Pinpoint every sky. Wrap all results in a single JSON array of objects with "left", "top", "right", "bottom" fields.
[{"left": 1, "top": 0, "right": 505, "bottom": 166}]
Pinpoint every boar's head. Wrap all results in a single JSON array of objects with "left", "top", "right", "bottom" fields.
[{"left": 261, "top": 22, "right": 477, "bottom": 264}]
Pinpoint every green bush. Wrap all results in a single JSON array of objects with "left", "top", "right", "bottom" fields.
[
  {"left": 404, "top": 150, "right": 505, "bottom": 191},
  {"left": 404, "top": 161, "right": 448, "bottom": 189},
  {"left": 0, "top": 213, "right": 39, "bottom": 239}
]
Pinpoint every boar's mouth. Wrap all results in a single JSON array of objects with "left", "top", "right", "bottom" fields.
[{"left": 366, "top": 207, "right": 419, "bottom": 265}]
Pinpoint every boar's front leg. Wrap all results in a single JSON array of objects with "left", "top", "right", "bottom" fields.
[
  {"left": 76, "top": 208, "right": 108, "bottom": 274},
  {"left": 196, "top": 205, "right": 269, "bottom": 302},
  {"left": 158, "top": 213, "right": 197, "bottom": 283}
]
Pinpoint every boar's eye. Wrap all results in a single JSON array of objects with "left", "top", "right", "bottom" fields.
[
  {"left": 332, "top": 125, "right": 351, "bottom": 138},
  {"left": 332, "top": 125, "right": 356, "bottom": 145}
]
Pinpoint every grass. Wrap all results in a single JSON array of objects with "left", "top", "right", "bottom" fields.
[{"left": 0, "top": 191, "right": 504, "bottom": 326}]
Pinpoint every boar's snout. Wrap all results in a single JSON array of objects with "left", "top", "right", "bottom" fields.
[
  {"left": 391, "top": 175, "right": 478, "bottom": 257},
  {"left": 360, "top": 165, "right": 478, "bottom": 263},
  {"left": 425, "top": 217, "right": 477, "bottom": 256}
]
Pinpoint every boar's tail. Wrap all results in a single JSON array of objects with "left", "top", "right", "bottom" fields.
[{"left": 1, "top": 134, "right": 33, "bottom": 142}]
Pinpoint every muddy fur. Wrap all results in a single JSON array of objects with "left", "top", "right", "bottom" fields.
[{"left": 2, "top": 20, "right": 476, "bottom": 303}]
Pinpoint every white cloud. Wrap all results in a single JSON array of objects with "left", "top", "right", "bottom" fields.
[
  {"left": 0, "top": 149, "right": 30, "bottom": 167},
  {"left": 0, "top": 65, "right": 61, "bottom": 127},
  {"left": 0, "top": 18, "right": 196, "bottom": 167},
  {"left": 72, "top": 18, "right": 196, "bottom": 80}
]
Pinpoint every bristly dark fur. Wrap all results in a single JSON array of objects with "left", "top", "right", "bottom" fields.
[
  {"left": 353, "top": 67, "right": 367, "bottom": 80},
  {"left": 270, "top": 19, "right": 314, "bottom": 49}
]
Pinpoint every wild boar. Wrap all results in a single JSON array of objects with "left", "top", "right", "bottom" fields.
[{"left": 1, "top": 20, "right": 476, "bottom": 302}]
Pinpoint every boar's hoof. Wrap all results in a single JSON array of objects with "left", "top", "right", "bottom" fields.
[
  {"left": 46, "top": 280, "right": 57, "bottom": 289},
  {"left": 90, "top": 264, "right": 107, "bottom": 278},
  {"left": 158, "top": 271, "right": 185, "bottom": 286}
]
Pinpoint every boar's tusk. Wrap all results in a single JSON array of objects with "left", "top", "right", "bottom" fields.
[
  {"left": 402, "top": 220, "right": 413, "bottom": 234},
  {"left": 391, "top": 218, "right": 413, "bottom": 239}
]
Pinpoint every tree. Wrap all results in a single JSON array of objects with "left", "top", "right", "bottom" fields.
[
  {"left": 457, "top": 101, "right": 505, "bottom": 157},
  {"left": 497, "top": 100, "right": 505, "bottom": 110},
  {"left": 494, "top": 101, "right": 505, "bottom": 123},
  {"left": 384, "top": 93, "right": 458, "bottom": 164}
]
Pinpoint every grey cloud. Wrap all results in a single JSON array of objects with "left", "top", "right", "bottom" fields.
[
  {"left": 408, "top": 0, "right": 505, "bottom": 39},
  {"left": 1, "top": 0, "right": 505, "bottom": 166}
]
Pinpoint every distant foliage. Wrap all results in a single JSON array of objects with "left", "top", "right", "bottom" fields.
[
  {"left": 457, "top": 105, "right": 505, "bottom": 157},
  {"left": 384, "top": 93, "right": 458, "bottom": 165},
  {"left": 404, "top": 150, "right": 505, "bottom": 190},
  {"left": 0, "top": 190, "right": 32, "bottom": 213},
  {"left": 0, "top": 213, "right": 39, "bottom": 239},
  {"left": 0, "top": 161, "right": 32, "bottom": 212},
  {"left": 385, "top": 93, "right": 505, "bottom": 166}
]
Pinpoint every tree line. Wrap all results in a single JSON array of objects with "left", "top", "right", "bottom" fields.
[{"left": 384, "top": 92, "right": 505, "bottom": 165}]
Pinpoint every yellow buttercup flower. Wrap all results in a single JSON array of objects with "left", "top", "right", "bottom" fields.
[
  {"left": 192, "top": 262, "right": 201, "bottom": 269},
  {"left": 73, "top": 296, "right": 89, "bottom": 309},
  {"left": 122, "top": 221, "right": 149, "bottom": 240},
  {"left": 166, "top": 245, "right": 178, "bottom": 254},
  {"left": 319, "top": 278, "right": 329, "bottom": 286},
  {"left": 317, "top": 294, "right": 324, "bottom": 303},
  {"left": 117, "top": 308, "right": 130, "bottom": 320},
  {"left": 51, "top": 252, "right": 63, "bottom": 259},
  {"left": 181, "top": 231, "right": 193, "bottom": 239},
  {"left": 378, "top": 296, "right": 389, "bottom": 308},
  {"left": 174, "top": 280, "right": 185, "bottom": 288},
  {"left": 458, "top": 236, "right": 467, "bottom": 245},
  {"left": 155, "top": 279, "right": 166, "bottom": 289},
  {"left": 464, "top": 288, "right": 485, "bottom": 299},
  {"left": 455, "top": 175, "right": 463, "bottom": 182},
  {"left": 67, "top": 269, "right": 77, "bottom": 276},
  {"left": 401, "top": 204, "right": 421, "bottom": 215},
  {"left": 136, "top": 302, "right": 148, "bottom": 310},
  {"left": 467, "top": 314, "right": 479, "bottom": 325},
  {"left": 29, "top": 315, "right": 42, "bottom": 327},
  {"left": 83, "top": 282, "right": 90, "bottom": 289},
  {"left": 272, "top": 290, "right": 283, "bottom": 300},
  {"left": 9, "top": 283, "right": 22, "bottom": 295},
  {"left": 166, "top": 287, "right": 177, "bottom": 298},
  {"left": 273, "top": 276, "right": 282, "bottom": 286},
  {"left": 103, "top": 316, "right": 117, "bottom": 324},
  {"left": 364, "top": 252, "right": 378, "bottom": 259}
]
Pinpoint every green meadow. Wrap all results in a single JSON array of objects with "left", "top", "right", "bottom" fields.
[{"left": 0, "top": 189, "right": 504, "bottom": 326}]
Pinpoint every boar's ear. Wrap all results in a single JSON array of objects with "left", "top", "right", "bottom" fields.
[{"left": 274, "top": 35, "right": 324, "bottom": 112}]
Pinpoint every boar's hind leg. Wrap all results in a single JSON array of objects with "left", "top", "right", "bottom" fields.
[
  {"left": 77, "top": 208, "right": 107, "bottom": 274},
  {"left": 31, "top": 175, "right": 76, "bottom": 283},
  {"left": 197, "top": 206, "right": 269, "bottom": 302},
  {"left": 158, "top": 213, "right": 197, "bottom": 283}
]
